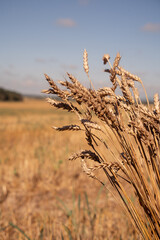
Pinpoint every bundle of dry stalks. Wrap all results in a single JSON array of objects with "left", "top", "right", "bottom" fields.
[{"left": 42, "top": 50, "right": 160, "bottom": 239}]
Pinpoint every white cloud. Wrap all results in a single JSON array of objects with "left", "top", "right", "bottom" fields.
[
  {"left": 78, "top": 0, "right": 90, "bottom": 5},
  {"left": 56, "top": 18, "right": 76, "bottom": 28},
  {"left": 141, "top": 23, "right": 160, "bottom": 32},
  {"left": 1, "top": 64, "right": 17, "bottom": 77},
  {"left": 35, "top": 58, "right": 46, "bottom": 63},
  {"left": 61, "top": 64, "right": 78, "bottom": 70},
  {"left": 3, "top": 69, "right": 17, "bottom": 77},
  {"left": 35, "top": 58, "right": 56, "bottom": 63},
  {"left": 23, "top": 79, "right": 35, "bottom": 87}
]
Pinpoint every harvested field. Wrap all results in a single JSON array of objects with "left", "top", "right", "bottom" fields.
[{"left": 0, "top": 98, "right": 138, "bottom": 239}]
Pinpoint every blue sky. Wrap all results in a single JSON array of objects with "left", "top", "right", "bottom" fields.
[{"left": 0, "top": 0, "right": 160, "bottom": 99}]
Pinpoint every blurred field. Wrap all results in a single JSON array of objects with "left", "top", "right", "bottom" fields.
[{"left": 0, "top": 98, "right": 139, "bottom": 239}]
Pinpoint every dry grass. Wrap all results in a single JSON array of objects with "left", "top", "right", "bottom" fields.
[
  {"left": 41, "top": 50, "right": 160, "bottom": 239},
  {"left": 0, "top": 98, "right": 140, "bottom": 239},
  {"left": 0, "top": 51, "right": 159, "bottom": 240}
]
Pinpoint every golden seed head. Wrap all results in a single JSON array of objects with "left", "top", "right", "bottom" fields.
[
  {"left": 83, "top": 49, "right": 89, "bottom": 73},
  {"left": 103, "top": 54, "right": 110, "bottom": 64},
  {"left": 154, "top": 93, "right": 159, "bottom": 113}
]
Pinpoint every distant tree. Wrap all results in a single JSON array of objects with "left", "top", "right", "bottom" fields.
[{"left": 0, "top": 88, "right": 23, "bottom": 101}]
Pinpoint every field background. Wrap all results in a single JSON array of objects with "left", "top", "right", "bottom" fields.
[{"left": 0, "top": 98, "right": 139, "bottom": 240}]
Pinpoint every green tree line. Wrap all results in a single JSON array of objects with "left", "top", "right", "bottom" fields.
[{"left": 0, "top": 88, "right": 23, "bottom": 101}]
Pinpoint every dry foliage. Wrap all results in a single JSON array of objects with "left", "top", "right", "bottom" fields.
[
  {"left": 1, "top": 99, "right": 138, "bottom": 239},
  {"left": 43, "top": 50, "right": 160, "bottom": 239}
]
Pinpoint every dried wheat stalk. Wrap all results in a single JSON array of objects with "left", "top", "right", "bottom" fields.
[
  {"left": 43, "top": 50, "right": 160, "bottom": 240},
  {"left": 83, "top": 49, "right": 89, "bottom": 74}
]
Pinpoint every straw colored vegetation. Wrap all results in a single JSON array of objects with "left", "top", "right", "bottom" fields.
[
  {"left": 0, "top": 50, "right": 159, "bottom": 239},
  {"left": 41, "top": 50, "right": 160, "bottom": 239},
  {"left": 0, "top": 98, "right": 137, "bottom": 239}
]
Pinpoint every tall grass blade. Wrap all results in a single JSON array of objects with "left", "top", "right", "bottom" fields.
[
  {"left": 56, "top": 197, "right": 72, "bottom": 218},
  {"left": 9, "top": 222, "right": 31, "bottom": 240},
  {"left": 63, "top": 225, "right": 73, "bottom": 240}
]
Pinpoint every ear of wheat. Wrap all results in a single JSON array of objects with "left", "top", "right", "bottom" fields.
[{"left": 42, "top": 51, "right": 160, "bottom": 239}]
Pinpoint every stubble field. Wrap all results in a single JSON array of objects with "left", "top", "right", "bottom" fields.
[{"left": 0, "top": 98, "right": 139, "bottom": 240}]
